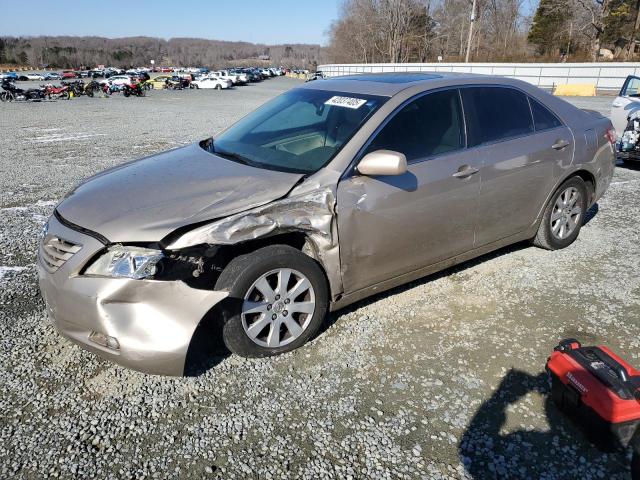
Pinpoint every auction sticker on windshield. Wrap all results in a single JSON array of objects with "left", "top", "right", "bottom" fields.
[{"left": 325, "top": 96, "right": 367, "bottom": 109}]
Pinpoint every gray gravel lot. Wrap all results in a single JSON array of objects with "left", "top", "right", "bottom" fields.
[{"left": 1, "top": 78, "right": 640, "bottom": 479}]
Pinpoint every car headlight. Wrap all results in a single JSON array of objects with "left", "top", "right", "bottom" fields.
[{"left": 85, "top": 245, "right": 164, "bottom": 279}]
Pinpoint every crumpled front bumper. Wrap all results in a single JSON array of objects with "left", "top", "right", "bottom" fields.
[{"left": 37, "top": 214, "right": 227, "bottom": 376}]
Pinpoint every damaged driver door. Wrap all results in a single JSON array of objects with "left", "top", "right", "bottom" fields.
[
  {"left": 611, "top": 75, "right": 640, "bottom": 136},
  {"left": 336, "top": 89, "right": 481, "bottom": 294}
]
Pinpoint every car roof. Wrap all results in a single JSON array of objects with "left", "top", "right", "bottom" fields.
[{"left": 298, "top": 71, "right": 505, "bottom": 97}]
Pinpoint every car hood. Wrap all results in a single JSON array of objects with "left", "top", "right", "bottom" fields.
[{"left": 57, "top": 143, "right": 304, "bottom": 243}]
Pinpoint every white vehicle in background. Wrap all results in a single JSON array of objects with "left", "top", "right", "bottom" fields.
[
  {"left": 228, "top": 70, "right": 249, "bottom": 84},
  {"left": 190, "top": 76, "right": 231, "bottom": 90},
  {"left": 611, "top": 75, "right": 640, "bottom": 136},
  {"left": 25, "top": 73, "right": 45, "bottom": 80},
  {"left": 101, "top": 75, "right": 133, "bottom": 86},
  {"left": 211, "top": 70, "right": 244, "bottom": 85},
  {"left": 612, "top": 74, "right": 640, "bottom": 163}
]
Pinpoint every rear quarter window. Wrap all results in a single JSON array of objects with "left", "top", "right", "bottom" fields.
[
  {"left": 461, "top": 87, "right": 534, "bottom": 147},
  {"left": 529, "top": 97, "right": 563, "bottom": 131}
]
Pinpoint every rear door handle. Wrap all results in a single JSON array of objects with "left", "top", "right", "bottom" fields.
[
  {"left": 552, "top": 139, "right": 570, "bottom": 150},
  {"left": 612, "top": 101, "right": 623, "bottom": 107},
  {"left": 452, "top": 165, "right": 479, "bottom": 178}
]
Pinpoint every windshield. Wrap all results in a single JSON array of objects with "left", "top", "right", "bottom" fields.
[{"left": 209, "top": 89, "right": 387, "bottom": 174}]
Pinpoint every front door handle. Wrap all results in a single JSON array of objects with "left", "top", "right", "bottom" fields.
[
  {"left": 452, "top": 165, "right": 479, "bottom": 178},
  {"left": 552, "top": 139, "right": 570, "bottom": 150},
  {"left": 612, "top": 101, "right": 623, "bottom": 107}
]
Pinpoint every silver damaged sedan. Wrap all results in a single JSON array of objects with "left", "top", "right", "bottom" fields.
[{"left": 38, "top": 73, "right": 616, "bottom": 375}]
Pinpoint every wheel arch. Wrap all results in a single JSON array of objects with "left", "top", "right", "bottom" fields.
[
  {"left": 174, "top": 231, "right": 334, "bottom": 299},
  {"left": 215, "top": 232, "right": 331, "bottom": 287},
  {"left": 571, "top": 169, "right": 596, "bottom": 206},
  {"left": 531, "top": 168, "right": 596, "bottom": 234}
]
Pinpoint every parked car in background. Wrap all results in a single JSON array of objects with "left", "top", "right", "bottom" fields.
[
  {"left": 306, "top": 71, "right": 326, "bottom": 82},
  {"left": 190, "top": 76, "right": 231, "bottom": 90},
  {"left": 243, "top": 68, "right": 262, "bottom": 82},
  {"left": 103, "top": 68, "right": 124, "bottom": 78},
  {"left": 43, "top": 72, "right": 62, "bottom": 81},
  {"left": 0, "top": 72, "right": 18, "bottom": 80},
  {"left": 211, "top": 70, "right": 243, "bottom": 85},
  {"left": 170, "top": 75, "right": 191, "bottom": 89},
  {"left": 228, "top": 69, "right": 249, "bottom": 84},
  {"left": 38, "top": 73, "right": 615, "bottom": 376},
  {"left": 105, "top": 75, "right": 133, "bottom": 86},
  {"left": 62, "top": 70, "right": 77, "bottom": 79},
  {"left": 611, "top": 74, "right": 640, "bottom": 164},
  {"left": 146, "top": 75, "right": 174, "bottom": 89},
  {"left": 25, "top": 73, "right": 45, "bottom": 81}
]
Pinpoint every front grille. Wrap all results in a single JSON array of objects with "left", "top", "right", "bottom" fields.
[{"left": 39, "top": 237, "right": 81, "bottom": 273}]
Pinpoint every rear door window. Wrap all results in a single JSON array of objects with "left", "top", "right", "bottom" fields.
[
  {"left": 461, "top": 87, "right": 534, "bottom": 147},
  {"left": 529, "top": 97, "right": 563, "bottom": 131},
  {"left": 364, "top": 89, "right": 465, "bottom": 162}
]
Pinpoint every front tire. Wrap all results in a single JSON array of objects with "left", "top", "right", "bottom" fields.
[
  {"left": 215, "top": 245, "right": 328, "bottom": 357},
  {"left": 533, "top": 176, "right": 588, "bottom": 250}
]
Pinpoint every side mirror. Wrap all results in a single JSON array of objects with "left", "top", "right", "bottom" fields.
[{"left": 357, "top": 150, "right": 407, "bottom": 176}]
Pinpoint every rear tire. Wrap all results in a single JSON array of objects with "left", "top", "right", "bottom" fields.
[
  {"left": 215, "top": 245, "right": 329, "bottom": 358},
  {"left": 532, "top": 176, "right": 588, "bottom": 250}
]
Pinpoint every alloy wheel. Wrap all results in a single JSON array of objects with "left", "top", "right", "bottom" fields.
[
  {"left": 550, "top": 186, "right": 582, "bottom": 240},
  {"left": 241, "top": 268, "right": 316, "bottom": 348}
]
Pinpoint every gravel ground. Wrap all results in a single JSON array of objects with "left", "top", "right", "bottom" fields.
[{"left": 1, "top": 80, "right": 639, "bottom": 479}]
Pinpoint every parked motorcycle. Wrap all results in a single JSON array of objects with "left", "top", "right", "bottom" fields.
[
  {"left": 43, "top": 84, "right": 71, "bottom": 100},
  {"left": 122, "top": 82, "right": 145, "bottom": 97},
  {"left": 84, "top": 80, "right": 101, "bottom": 97},
  {"left": 102, "top": 83, "right": 122, "bottom": 96},
  {"left": 62, "top": 80, "right": 84, "bottom": 97},
  {"left": 165, "top": 79, "right": 183, "bottom": 90},
  {"left": 1, "top": 80, "right": 46, "bottom": 102}
]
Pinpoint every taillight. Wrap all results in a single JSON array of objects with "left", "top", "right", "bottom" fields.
[{"left": 605, "top": 127, "right": 616, "bottom": 145}]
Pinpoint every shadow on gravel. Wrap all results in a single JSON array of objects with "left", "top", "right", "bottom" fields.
[
  {"left": 618, "top": 159, "right": 640, "bottom": 171},
  {"left": 321, "top": 200, "right": 602, "bottom": 335},
  {"left": 459, "top": 369, "right": 631, "bottom": 479},
  {"left": 319, "top": 241, "right": 531, "bottom": 334},
  {"left": 584, "top": 202, "right": 599, "bottom": 226},
  {"left": 184, "top": 300, "right": 233, "bottom": 376}
]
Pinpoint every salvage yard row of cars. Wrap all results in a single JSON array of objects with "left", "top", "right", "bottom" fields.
[
  {"left": 0, "top": 66, "right": 287, "bottom": 101},
  {"left": 0, "top": 65, "right": 287, "bottom": 82}
]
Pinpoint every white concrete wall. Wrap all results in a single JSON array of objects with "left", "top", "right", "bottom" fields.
[{"left": 316, "top": 63, "right": 640, "bottom": 92}]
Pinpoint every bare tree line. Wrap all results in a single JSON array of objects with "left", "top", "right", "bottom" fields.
[
  {"left": 0, "top": 36, "right": 327, "bottom": 69},
  {"left": 327, "top": 0, "right": 640, "bottom": 63},
  {"left": 3, "top": 1, "right": 639, "bottom": 71}
]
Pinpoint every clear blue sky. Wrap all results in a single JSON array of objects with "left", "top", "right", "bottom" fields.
[{"left": 0, "top": 0, "right": 342, "bottom": 45}]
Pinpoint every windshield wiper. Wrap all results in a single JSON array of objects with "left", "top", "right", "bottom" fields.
[{"left": 214, "top": 148, "right": 259, "bottom": 168}]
